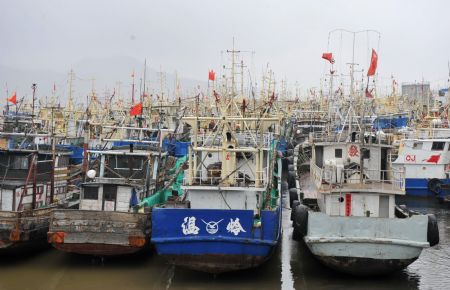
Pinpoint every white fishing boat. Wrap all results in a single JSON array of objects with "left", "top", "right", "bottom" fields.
[{"left": 292, "top": 129, "right": 439, "bottom": 275}]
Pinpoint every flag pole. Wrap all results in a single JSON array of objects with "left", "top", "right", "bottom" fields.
[{"left": 5, "top": 84, "right": 9, "bottom": 114}]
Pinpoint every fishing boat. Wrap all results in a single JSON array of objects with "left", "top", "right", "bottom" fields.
[
  {"left": 291, "top": 30, "right": 439, "bottom": 275},
  {"left": 291, "top": 128, "right": 440, "bottom": 275},
  {"left": 48, "top": 127, "right": 170, "bottom": 256},
  {"left": 392, "top": 136, "right": 450, "bottom": 199},
  {"left": 151, "top": 114, "right": 282, "bottom": 273},
  {"left": 0, "top": 142, "right": 74, "bottom": 252},
  {"left": 151, "top": 46, "right": 283, "bottom": 273}
]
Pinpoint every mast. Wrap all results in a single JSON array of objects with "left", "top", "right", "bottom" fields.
[
  {"left": 50, "top": 106, "right": 55, "bottom": 203},
  {"left": 5, "top": 84, "right": 9, "bottom": 114},
  {"left": 32, "top": 152, "right": 37, "bottom": 209},
  {"left": 447, "top": 61, "right": 450, "bottom": 119},
  {"left": 31, "top": 83, "right": 37, "bottom": 130},
  {"left": 131, "top": 70, "right": 135, "bottom": 104},
  {"left": 142, "top": 59, "right": 147, "bottom": 105},
  {"left": 68, "top": 69, "right": 75, "bottom": 107},
  {"left": 227, "top": 38, "right": 241, "bottom": 101}
]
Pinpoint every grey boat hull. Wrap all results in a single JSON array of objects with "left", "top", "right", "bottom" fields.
[{"left": 303, "top": 212, "right": 430, "bottom": 275}]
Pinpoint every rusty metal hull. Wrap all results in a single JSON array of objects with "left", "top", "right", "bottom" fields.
[
  {"left": 51, "top": 242, "right": 145, "bottom": 256},
  {"left": 49, "top": 209, "right": 151, "bottom": 256},
  {"left": 315, "top": 255, "right": 417, "bottom": 276},
  {"left": 0, "top": 208, "right": 52, "bottom": 253},
  {"left": 161, "top": 253, "right": 272, "bottom": 273}
]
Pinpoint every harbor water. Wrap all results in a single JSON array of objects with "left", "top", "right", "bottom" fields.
[{"left": 0, "top": 196, "right": 447, "bottom": 290}]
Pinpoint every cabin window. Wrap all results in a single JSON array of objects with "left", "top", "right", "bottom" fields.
[
  {"left": 413, "top": 142, "right": 423, "bottom": 149},
  {"left": 115, "top": 156, "right": 129, "bottom": 169},
  {"left": 431, "top": 142, "right": 445, "bottom": 151},
  {"left": 83, "top": 186, "right": 99, "bottom": 200},
  {"left": 103, "top": 185, "right": 117, "bottom": 201},
  {"left": 11, "top": 156, "right": 28, "bottom": 170},
  {"left": 362, "top": 148, "right": 370, "bottom": 159},
  {"left": 335, "top": 149, "right": 343, "bottom": 158},
  {"left": 115, "top": 156, "right": 143, "bottom": 170}
]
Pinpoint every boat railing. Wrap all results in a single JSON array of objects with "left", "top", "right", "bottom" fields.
[
  {"left": 310, "top": 131, "right": 392, "bottom": 145},
  {"left": 196, "top": 132, "right": 274, "bottom": 148},
  {"left": 312, "top": 164, "right": 405, "bottom": 192},
  {"left": 310, "top": 163, "right": 324, "bottom": 189},
  {"left": 184, "top": 167, "right": 268, "bottom": 188},
  {"left": 410, "top": 128, "right": 450, "bottom": 139}
]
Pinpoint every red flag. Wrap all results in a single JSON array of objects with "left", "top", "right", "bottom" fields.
[
  {"left": 130, "top": 102, "right": 142, "bottom": 116},
  {"left": 367, "top": 49, "right": 378, "bottom": 76},
  {"left": 7, "top": 92, "right": 17, "bottom": 105},
  {"left": 322, "top": 53, "right": 334, "bottom": 64},
  {"left": 208, "top": 70, "right": 215, "bottom": 81}
]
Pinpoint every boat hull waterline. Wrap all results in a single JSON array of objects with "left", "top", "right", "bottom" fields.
[{"left": 152, "top": 208, "right": 281, "bottom": 273}]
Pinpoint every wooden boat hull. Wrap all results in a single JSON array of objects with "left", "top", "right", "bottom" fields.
[
  {"left": 48, "top": 209, "right": 151, "bottom": 256},
  {"left": 0, "top": 208, "right": 52, "bottom": 252}
]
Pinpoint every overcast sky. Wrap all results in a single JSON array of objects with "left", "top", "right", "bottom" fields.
[{"left": 1, "top": 0, "right": 449, "bottom": 99}]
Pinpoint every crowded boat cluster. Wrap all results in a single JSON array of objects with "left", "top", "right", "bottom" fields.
[{"left": 0, "top": 41, "right": 445, "bottom": 276}]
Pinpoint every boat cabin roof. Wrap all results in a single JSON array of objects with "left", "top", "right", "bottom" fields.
[{"left": 87, "top": 149, "right": 165, "bottom": 157}]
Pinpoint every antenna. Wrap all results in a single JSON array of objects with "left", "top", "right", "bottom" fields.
[{"left": 31, "top": 83, "right": 37, "bottom": 130}]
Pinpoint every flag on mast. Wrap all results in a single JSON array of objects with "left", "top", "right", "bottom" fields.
[
  {"left": 322, "top": 53, "right": 335, "bottom": 64},
  {"left": 130, "top": 102, "right": 143, "bottom": 116},
  {"left": 7, "top": 92, "right": 17, "bottom": 105},
  {"left": 208, "top": 70, "right": 216, "bottom": 81},
  {"left": 367, "top": 49, "right": 378, "bottom": 76}
]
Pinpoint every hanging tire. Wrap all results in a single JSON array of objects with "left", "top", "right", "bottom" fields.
[
  {"left": 288, "top": 175, "right": 296, "bottom": 189},
  {"left": 289, "top": 188, "right": 299, "bottom": 208},
  {"left": 427, "top": 214, "right": 439, "bottom": 247},
  {"left": 428, "top": 179, "right": 442, "bottom": 195},
  {"left": 291, "top": 200, "right": 300, "bottom": 220},
  {"left": 293, "top": 204, "right": 309, "bottom": 240},
  {"left": 281, "top": 181, "right": 289, "bottom": 191},
  {"left": 286, "top": 156, "right": 294, "bottom": 165}
]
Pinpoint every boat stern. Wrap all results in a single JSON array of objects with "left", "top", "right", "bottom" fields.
[{"left": 151, "top": 208, "right": 280, "bottom": 273}]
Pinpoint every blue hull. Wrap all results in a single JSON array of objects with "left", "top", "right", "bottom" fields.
[
  {"left": 151, "top": 207, "right": 281, "bottom": 273},
  {"left": 405, "top": 178, "right": 450, "bottom": 197}
]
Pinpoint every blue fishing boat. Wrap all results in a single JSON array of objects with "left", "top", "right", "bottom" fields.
[{"left": 151, "top": 112, "right": 283, "bottom": 273}]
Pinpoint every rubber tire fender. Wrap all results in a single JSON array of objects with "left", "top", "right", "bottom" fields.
[
  {"left": 427, "top": 178, "right": 442, "bottom": 195},
  {"left": 289, "top": 188, "right": 299, "bottom": 209},
  {"left": 293, "top": 204, "right": 309, "bottom": 240},
  {"left": 291, "top": 200, "right": 300, "bottom": 221},
  {"left": 427, "top": 214, "right": 439, "bottom": 247}
]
